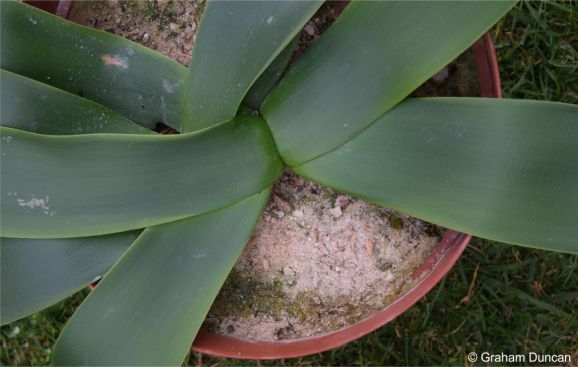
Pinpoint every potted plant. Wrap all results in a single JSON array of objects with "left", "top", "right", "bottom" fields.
[{"left": 1, "top": 1, "right": 576, "bottom": 365}]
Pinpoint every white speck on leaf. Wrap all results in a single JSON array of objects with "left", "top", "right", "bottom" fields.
[
  {"left": 160, "top": 96, "right": 167, "bottom": 122},
  {"left": 192, "top": 252, "right": 206, "bottom": 259},
  {"left": 102, "top": 306, "right": 118, "bottom": 318},
  {"left": 162, "top": 79, "right": 175, "bottom": 93},
  {"left": 266, "top": 16, "right": 274, "bottom": 25},
  {"left": 17, "top": 196, "right": 53, "bottom": 215}
]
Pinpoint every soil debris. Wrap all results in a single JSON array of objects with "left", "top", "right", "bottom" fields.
[
  {"left": 204, "top": 171, "right": 441, "bottom": 342},
  {"left": 69, "top": 0, "right": 204, "bottom": 66},
  {"left": 411, "top": 51, "right": 480, "bottom": 97},
  {"left": 67, "top": 0, "right": 478, "bottom": 344}
]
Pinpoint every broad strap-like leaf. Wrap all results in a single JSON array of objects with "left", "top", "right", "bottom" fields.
[
  {"left": 262, "top": 1, "right": 516, "bottom": 166},
  {"left": 295, "top": 98, "right": 578, "bottom": 254},
  {"left": 243, "top": 37, "right": 299, "bottom": 111},
  {"left": 0, "top": 232, "right": 138, "bottom": 325},
  {"left": 53, "top": 189, "right": 270, "bottom": 366},
  {"left": 1, "top": 117, "right": 282, "bottom": 238},
  {"left": 0, "top": 73, "right": 150, "bottom": 323},
  {"left": 181, "top": 0, "right": 322, "bottom": 131},
  {"left": 0, "top": 0, "right": 186, "bottom": 130},
  {"left": 0, "top": 70, "right": 151, "bottom": 135}
]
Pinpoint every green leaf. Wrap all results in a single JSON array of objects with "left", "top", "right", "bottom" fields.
[
  {"left": 0, "top": 69, "right": 151, "bottom": 135},
  {"left": 181, "top": 0, "right": 322, "bottom": 131},
  {"left": 0, "top": 67, "right": 152, "bottom": 323},
  {"left": 1, "top": 117, "right": 282, "bottom": 238},
  {"left": 0, "top": 0, "right": 186, "bottom": 130},
  {"left": 244, "top": 37, "right": 299, "bottom": 111},
  {"left": 53, "top": 189, "right": 270, "bottom": 366},
  {"left": 0, "top": 232, "right": 138, "bottom": 325},
  {"left": 0, "top": 83, "right": 148, "bottom": 324},
  {"left": 295, "top": 98, "right": 578, "bottom": 254},
  {"left": 262, "top": 1, "right": 516, "bottom": 166}
]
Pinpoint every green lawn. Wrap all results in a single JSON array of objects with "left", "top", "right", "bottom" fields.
[{"left": 2, "top": 1, "right": 577, "bottom": 366}]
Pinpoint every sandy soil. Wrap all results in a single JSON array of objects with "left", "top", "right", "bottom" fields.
[
  {"left": 205, "top": 171, "right": 441, "bottom": 341},
  {"left": 69, "top": 1, "right": 479, "bottom": 342}
]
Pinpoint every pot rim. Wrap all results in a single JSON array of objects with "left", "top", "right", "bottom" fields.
[
  {"left": 28, "top": 1, "right": 501, "bottom": 359},
  {"left": 193, "top": 232, "right": 471, "bottom": 360},
  {"left": 191, "top": 32, "right": 501, "bottom": 359}
]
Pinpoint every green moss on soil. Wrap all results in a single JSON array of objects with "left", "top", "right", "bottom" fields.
[{"left": 204, "top": 268, "right": 417, "bottom": 339}]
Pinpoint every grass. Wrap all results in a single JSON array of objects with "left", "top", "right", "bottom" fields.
[
  {"left": 2, "top": 1, "right": 577, "bottom": 366},
  {"left": 191, "top": 243, "right": 576, "bottom": 366},
  {"left": 494, "top": 1, "right": 577, "bottom": 103},
  {"left": 1, "top": 290, "right": 89, "bottom": 366}
]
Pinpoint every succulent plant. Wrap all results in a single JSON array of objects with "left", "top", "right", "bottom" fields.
[{"left": 1, "top": 0, "right": 576, "bottom": 365}]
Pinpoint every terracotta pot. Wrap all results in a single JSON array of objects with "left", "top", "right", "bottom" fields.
[
  {"left": 193, "top": 32, "right": 502, "bottom": 362},
  {"left": 26, "top": 0, "right": 501, "bottom": 360}
]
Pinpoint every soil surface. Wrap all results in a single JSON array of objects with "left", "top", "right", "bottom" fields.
[
  {"left": 69, "top": 0, "right": 203, "bottom": 66},
  {"left": 411, "top": 51, "right": 480, "bottom": 98},
  {"left": 70, "top": 0, "right": 479, "bottom": 342},
  {"left": 204, "top": 171, "right": 441, "bottom": 341}
]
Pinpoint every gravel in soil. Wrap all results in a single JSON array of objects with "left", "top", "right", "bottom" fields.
[
  {"left": 69, "top": 0, "right": 479, "bottom": 343},
  {"left": 204, "top": 171, "right": 442, "bottom": 341},
  {"left": 68, "top": 0, "right": 204, "bottom": 66}
]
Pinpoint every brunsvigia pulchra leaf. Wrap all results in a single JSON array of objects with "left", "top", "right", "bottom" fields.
[
  {"left": 1, "top": 0, "right": 577, "bottom": 365},
  {"left": 1, "top": 232, "right": 139, "bottom": 325}
]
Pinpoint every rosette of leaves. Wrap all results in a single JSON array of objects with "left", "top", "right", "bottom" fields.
[{"left": 1, "top": 0, "right": 576, "bottom": 365}]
